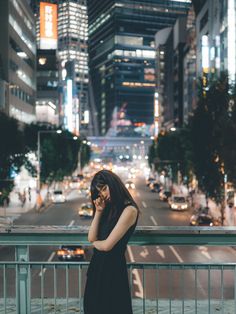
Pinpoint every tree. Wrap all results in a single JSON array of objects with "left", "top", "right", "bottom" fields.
[
  {"left": 0, "top": 112, "right": 25, "bottom": 204},
  {"left": 24, "top": 123, "right": 91, "bottom": 185},
  {"left": 148, "top": 128, "right": 193, "bottom": 185},
  {"left": 222, "top": 87, "right": 236, "bottom": 187},
  {"left": 189, "top": 74, "right": 229, "bottom": 206}
]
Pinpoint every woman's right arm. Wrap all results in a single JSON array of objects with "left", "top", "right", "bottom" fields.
[{"left": 88, "top": 211, "right": 102, "bottom": 242}]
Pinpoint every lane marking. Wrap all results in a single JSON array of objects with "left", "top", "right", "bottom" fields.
[
  {"left": 169, "top": 246, "right": 184, "bottom": 263},
  {"left": 127, "top": 246, "right": 144, "bottom": 298},
  {"left": 139, "top": 246, "right": 149, "bottom": 258},
  {"left": 39, "top": 252, "right": 56, "bottom": 277},
  {"left": 68, "top": 220, "right": 74, "bottom": 227},
  {"left": 142, "top": 201, "right": 147, "bottom": 208},
  {"left": 150, "top": 216, "right": 158, "bottom": 225},
  {"left": 198, "top": 246, "right": 211, "bottom": 260},
  {"left": 156, "top": 246, "right": 165, "bottom": 259}
]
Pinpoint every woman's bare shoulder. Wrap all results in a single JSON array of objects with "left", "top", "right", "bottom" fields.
[{"left": 123, "top": 205, "right": 138, "bottom": 218}]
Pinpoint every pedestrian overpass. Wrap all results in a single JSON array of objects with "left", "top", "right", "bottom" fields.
[{"left": 87, "top": 136, "right": 153, "bottom": 159}]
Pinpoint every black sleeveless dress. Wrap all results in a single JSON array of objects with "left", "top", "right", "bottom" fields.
[{"left": 84, "top": 204, "right": 138, "bottom": 314}]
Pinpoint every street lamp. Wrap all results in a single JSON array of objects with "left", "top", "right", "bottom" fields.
[{"left": 37, "top": 130, "right": 62, "bottom": 193}]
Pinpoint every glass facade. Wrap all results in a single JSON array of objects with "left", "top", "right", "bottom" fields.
[
  {"left": 88, "top": 0, "right": 191, "bottom": 136},
  {"left": 58, "top": 0, "right": 89, "bottom": 134},
  {"left": 31, "top": 0, "right": 89, "bottom": 134},
  {"left": 196, "top": 0, "right": 236, "bottom": 83},
  {"left": 0, "top": 0, "right": 36, "bottom": 123}
]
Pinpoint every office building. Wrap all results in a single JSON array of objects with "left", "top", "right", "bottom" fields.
[
  {"left": 155, "top": 16, "right": 189, "bottom": 131},
  {"left": 0, "top": 0, "right": 36, "bottom": 123},
  {"left": 194, "top": 0, "right": 236, "bottom": 83},
  {"left": 183, "top": 5, "right": 197, "bottom": 124},
  {"left": 31, "top": 0, "right": 89, "bottom": 134},
  {"left": 36, "top": 49, "right": 59, "bottom": 125},
  {"left": 155, "top": 27, "right": 173, "bottom": 133},
  {"left": 87, "top": 0, "right": 191, "bottom": 136},
  {"left": 58, "top": 0, "right": 89, "bottom": 134}
]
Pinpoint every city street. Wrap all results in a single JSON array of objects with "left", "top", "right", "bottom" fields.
[{"left": 1, "top": 172, "right": 236, "bottom": 301}]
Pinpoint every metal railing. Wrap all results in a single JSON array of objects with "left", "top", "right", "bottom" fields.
[{"left": 1, "top": 225, "right": 236, "bottom": 314}]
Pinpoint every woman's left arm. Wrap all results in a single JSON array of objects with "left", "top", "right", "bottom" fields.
[{"left": 93, "top": 206, "right": 138, "bottom": 251}]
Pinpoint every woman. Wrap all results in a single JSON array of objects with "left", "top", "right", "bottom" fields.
[{"left": 84, "top": 170, "right": 139, "bottom": 314}]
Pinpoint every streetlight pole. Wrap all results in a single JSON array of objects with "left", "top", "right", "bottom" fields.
[
  {"left": 37, "top": 131, "right": 40, "bottom": 193},
  {"left": 77, "top": 140, "right": 89, "bottom": 175},
  {"left": 37, "top": 130, "right": 62, "bottom": 195}
]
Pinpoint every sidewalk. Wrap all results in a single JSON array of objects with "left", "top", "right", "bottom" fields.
[
  {"left": 0, "top": 187, "right": 48, "bottom": 221},
  {"left": 0, "top": 186, "right": 80, "bottom": 222}
]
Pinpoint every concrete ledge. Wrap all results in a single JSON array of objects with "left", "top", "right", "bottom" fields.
[{"left": 0, "top": 298, "right": 234, "bottom": 313}]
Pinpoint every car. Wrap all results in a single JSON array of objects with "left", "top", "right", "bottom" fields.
[
  {"left": 169, "top": 195, "right": 188, "bottom": 211},
  {"left": 189, "top": 213, "right": 220, "bottom": 226},
  {"left": 125, "top": 180, "right": 135, "bottom": 190},
  {"left": 146, "top": 177, "right": 155, "bottom": 187},
  {"left": 69, "top": 178, "right": 80, "bottom": 189},
  {"left": 52, "top": 190, "right": 66, "bottom": 203},
  {"left": 78, "top": 203, "right": 93, "bottom": 218},
  {"left": 159, "top": 190, "right": 171, "bottom": 201},
  {"left": 149, "top": 181, "right": 161, "bottom": 193},
  {"left": 56, "top": 245, "right": 85, "bottom": 261},
  {"left": 77, "top": 174, "right": 84, "bottom": 180}
]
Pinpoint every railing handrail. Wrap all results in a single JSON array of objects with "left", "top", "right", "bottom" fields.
[{"left": 1, "top": 226, "right": 236, "bottom": 246}]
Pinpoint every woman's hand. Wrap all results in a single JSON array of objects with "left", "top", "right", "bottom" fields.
[{"left": 93, "top": 196, "right": 105, "bottom": 213}]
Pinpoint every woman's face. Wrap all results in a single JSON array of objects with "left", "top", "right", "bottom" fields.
[{"left": 97, "top": 184, "right": 110, "bottom": 202}]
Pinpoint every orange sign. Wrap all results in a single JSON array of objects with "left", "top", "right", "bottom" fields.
[{"left": 40, "top": 2, "right": 57, "bottom": 49}]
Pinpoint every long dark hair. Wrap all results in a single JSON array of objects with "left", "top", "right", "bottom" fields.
[{"left": 90, "top": 170, "right": 139, "bottom": 221}]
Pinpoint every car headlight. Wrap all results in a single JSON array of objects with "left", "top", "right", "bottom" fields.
[
  {"left": 125, "top": 184, "right": 129, "bottom": 188},
  {"left": 131, "top": 184, "right": 135, "bottom": 189},
  {"left": 181, "top": 204, "right": 188, "bottom": 209},
  {"left": 171, "top": 204, "right": 178, "bottom": 209},
  {"left": 191, "top": 221, "right": 196, "bottom": 225}
]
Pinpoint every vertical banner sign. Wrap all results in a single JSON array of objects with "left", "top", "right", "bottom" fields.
[{"left": 40, "top": 2, "right": 57, "bottom": 49}]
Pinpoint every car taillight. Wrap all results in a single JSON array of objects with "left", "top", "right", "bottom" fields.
[
  {"left": 57, "top": 250, "right": 65, "bottom": 256},
  {"left": 75, "top": 249, "right": 84, "bottom": 255}
]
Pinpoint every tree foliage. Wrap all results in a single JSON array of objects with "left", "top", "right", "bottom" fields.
[
  {"left": 189, "top": 74, "right": 229, "bottom": 203},
  {"left": 222, "top": 87, "right": 236, "bottom": 187},
  {"left": 24, "top": 123, "right": 91, "bottom": 185},
  {"left": 0, "top": 112, "right": 25, "bottom": 204},
  {"left": 148, "top": 73, "right": 236, "bottom": 205},
  {"left": 148, "top": 128, "right": 193, "bottom": 184}
]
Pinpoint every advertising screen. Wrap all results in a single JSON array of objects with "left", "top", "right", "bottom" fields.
[{"left": 40, "top": 2, "right": 57, "bottom": 49}]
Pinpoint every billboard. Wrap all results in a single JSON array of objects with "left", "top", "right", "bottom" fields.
[{"left": 40, "top": 2, "right": 57, "bottom": 49}]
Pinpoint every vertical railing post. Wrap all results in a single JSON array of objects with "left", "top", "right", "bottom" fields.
[{"left": 15, "top": 245, "right": 30, "bottom": 314}]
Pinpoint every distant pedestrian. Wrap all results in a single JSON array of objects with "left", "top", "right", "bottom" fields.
[
  {"left": 36, "top": 193, "right": 43, "bottom": 211},
  {"left": 21, "top": 191, "right": 26, "bottom": 207},
  {"left": 84, "top": 170, "right": 140, "bottom": 314},
  {"left": 28, "top": 187, "right": 32, "bottom": 202}
]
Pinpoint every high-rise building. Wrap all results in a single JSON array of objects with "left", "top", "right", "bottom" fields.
[
  {"left": 87, "top": 0, "right": 191, "bottom": 136},
  {"left": 155, "top": 17, "right": 188, "bottom": 132},
  {"left": 0, "top": 0, "right": 36, "bottom": 123},
  {"left": 31, "top": 0, "right": 89, "bottom": 135},
  {"left": 155, "top": 6, "right": 197, "bottom": 134},
  {"left": 155, "top": 27, "right": 173, "bottom": 133},
  {"left": 183, "top": 5, "right": 197, "bottom": 124},
  {"left": 195, "top": 0, "right": 236, "bottom": 83},
  {"left": 57, "top": 0, "right": 89, "bottom": 135},
  {"left": 36, "top": 49, "right": 59, "bottom": 126}
]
